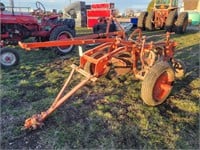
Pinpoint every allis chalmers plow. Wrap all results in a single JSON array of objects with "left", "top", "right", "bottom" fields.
[{"left": 19, "top": 17, "right": 185, "bottom": 130}]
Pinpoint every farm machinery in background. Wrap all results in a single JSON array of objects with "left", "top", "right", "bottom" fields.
[
  {"left": 18, "top": 17, "right": 186, "bottom": 130},
  {"left": 0, "top": 1, "right": 76, "bottom": 68},
  {"left": 138, "top": 0, "right": 188, "bottom": 33}
]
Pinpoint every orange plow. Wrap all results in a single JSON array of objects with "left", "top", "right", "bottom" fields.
[{"left": 19, "top": 18, "right": 186, "bottom": 130}]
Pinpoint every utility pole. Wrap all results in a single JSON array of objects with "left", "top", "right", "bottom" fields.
[{"left": 9, "top": 0, "right": 14, "bottom": 14}]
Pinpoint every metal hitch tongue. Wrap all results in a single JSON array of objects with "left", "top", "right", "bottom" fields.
[{"left": 23, "top": 64, "right": 97, "bottom": 130}]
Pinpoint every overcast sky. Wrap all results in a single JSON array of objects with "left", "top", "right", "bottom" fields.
[{"left": 0, "top": 0, "right": 151, "bottom": 12}]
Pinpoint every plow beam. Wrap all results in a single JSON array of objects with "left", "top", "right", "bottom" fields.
[
  {"left": 23, "top": 64, "right": 97, "bottom": 130},
  {"left": 18, "top": 31, "right": 124, "bottom": 51}
]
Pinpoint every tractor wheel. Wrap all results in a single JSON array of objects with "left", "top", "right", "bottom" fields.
[
  {"left": 93, "top": 23, "right": 106, "bottom": 34},
  {"left": 141, "top": 61, "right": 175, "bottom": 106},
  {"left": 165, "top": 10, "right": 178, "bottom": 32},
  {"left": 49, "top": 25, "right": 75, "bottom": 55},
  {"left": 175, "top": 12, "right": 188, "bottom": 34},
  {"left": 62, "top": 19, "right": 76, "bottom": 30},
  {"left": 0, "top": 47, "right": 19, "bottom": 68},
  {"left": 93, "top": 22, "right": 117, "bottom": 34},
  {"left": 172, "top": 59, "right": 186, "bottom": 79},
  {"left": 137, "top": 12, "right": 148, "bottom": 30},
  {"left": 145, "top": 11, "right": 155, "bottom": 31},
  {"left": 84, "top": 51, "right": 109, "bottom": 77}
]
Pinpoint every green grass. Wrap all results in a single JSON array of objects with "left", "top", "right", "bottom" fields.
[{"left": 0, "top": 29, "right": 199, "bottom": 149}]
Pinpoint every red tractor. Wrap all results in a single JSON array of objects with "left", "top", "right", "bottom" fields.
[
  {"left": 0, "top": 1, "right": 76, "bottom": 68},
  {"left": 138, "top": 0, "right": 188, "bottom": 33}
]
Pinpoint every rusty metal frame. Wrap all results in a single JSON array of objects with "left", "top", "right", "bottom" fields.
[{"left": 19, "top": 17, "right": 177, "bottom": 130}]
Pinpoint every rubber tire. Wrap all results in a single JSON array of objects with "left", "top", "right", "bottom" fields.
[
  {"left": 141, "top": 61, "right": 175, "bottom": 106},
  {"left": 165, "top": 10, "right": 178, "bottom": 32},
  {"left": 175, "top": 12, "right": 188, "bottom": 34},
  {"left": 62, "top": 19, "right": 76, "bottom": 30},
  {"left": 93, "top": 23, "right": 107, "bottom": 34},
  {"left": 93, "top": 22, "right": 117, "bottom": 34},
  {"left": 137, "top": 12, "right": 148, "bottom": 30},
  {"left": 49, "top": 25, "right": 75, "bottom": 55},
  {"left": 0, "top": 47, "right": 20, "bottom": 69},
  {"left": 145, "top": 11, "right": 155, "bottom": 31}
]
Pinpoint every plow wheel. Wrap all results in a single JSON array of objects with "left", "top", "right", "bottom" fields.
[
  {"left": 111, "top": 52, "right": 132, "bottom": 75},
  {"left": 141, "top": 61, "right": 174, "bottom": 106},
  {"left": 172, "top": 59, "right": 186, "bottom": 79},
  {"left": 84, "top": 51, "right": 109, "bottom": 77}
]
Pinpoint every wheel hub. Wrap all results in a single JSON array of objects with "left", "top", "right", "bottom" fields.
[
  {"left": 153, "top": 72, "right": 173, "bottom": 102},
  {"left": 1, "top": 52, "right": 16, "bottom": 66},
  {"left": 57, "top": 32, "right": 73, "bottom": 53}
]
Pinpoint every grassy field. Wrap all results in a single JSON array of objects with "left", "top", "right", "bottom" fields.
[{"left": 0, "top": 28, "right": 199, "bottom": 149}]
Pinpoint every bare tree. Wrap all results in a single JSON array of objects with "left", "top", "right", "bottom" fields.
[
  {"left": 125, "top": 8, "right": 135, "bottom": 17},
  {"left": 112, "top": 8, "right": 120, "bottom": 17}
]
